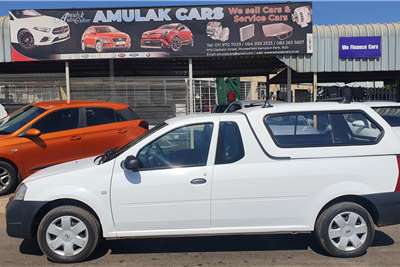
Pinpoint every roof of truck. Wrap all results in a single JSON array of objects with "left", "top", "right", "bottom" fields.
[
  {"left": 364, "top": 101, "right": 400, "bottom": 108},
  {"left": 240, "top": 101, "right": 372, "bottom": 115},
  {"left": 33, "top": 100, "right": 128, "bottom": 110}
]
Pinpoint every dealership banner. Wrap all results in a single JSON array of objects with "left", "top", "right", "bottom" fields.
[
  {"left": 339, "top": 36, "right": 381, "bottom": 59},
  {"left": 9, "top": 2, "right": 312, "bottom": 62}
]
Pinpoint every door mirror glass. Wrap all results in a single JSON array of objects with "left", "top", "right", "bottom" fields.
[
  {"left": 23, "top": 128, "right": 41, "bottom": 137},
  {"left": 123, "top": 155, "right": 141, "bottom": 171}
]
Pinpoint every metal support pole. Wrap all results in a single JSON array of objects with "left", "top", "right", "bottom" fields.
[
  {"left": 109, "top": 59, "right": 115, "bottom": 94},
  {"left": 266, "top": 74, "right": 270, "bottom": 100},
  {"left": 313, "top": 72, "right": 318, "bottom": 102},
  {"left": 188, "top": 58, "right": 193, "bottom": 114},
  {"left": 65, "top": 61, "right": 70, "bottom": 102},
  {"left": 287, "top": 66, "right": 292, "bottom": 103}
]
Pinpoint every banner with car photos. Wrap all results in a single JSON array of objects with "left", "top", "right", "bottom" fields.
[{"left": 9, "top": 2, "right": 312, "bottom": 62}]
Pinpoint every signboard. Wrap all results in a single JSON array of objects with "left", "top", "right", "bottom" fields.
[
  {"left": 9, "top": 2, "right": 312, "bottom": 62},
  {"left": 339, "top": 36, "right": 381, "bottom": 59}
]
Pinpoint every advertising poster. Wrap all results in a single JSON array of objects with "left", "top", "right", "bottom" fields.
[{"left": 9, "top": 2, "right": 312, "bottom": 62}]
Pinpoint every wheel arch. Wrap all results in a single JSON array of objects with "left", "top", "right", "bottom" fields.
[
  {"left": 31, "top": 198, "right": 103, "bottom": 239},
  {"left": 316, "top": 195, "right": 379, "bottom": 227}
]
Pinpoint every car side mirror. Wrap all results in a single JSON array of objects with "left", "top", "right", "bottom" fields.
[
  {"left": 123, "top": 155, "right": 141, "bottom": 171},
  {"left": 22, "top": 128, "right": 41, "bottom": 138},
  {"left": 352, "top": 120, "right": 366, "bottom": 128}
]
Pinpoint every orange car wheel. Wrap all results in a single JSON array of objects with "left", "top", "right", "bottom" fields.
[{"left": 0, "top": 160, "right": 18, "bottom": 196}]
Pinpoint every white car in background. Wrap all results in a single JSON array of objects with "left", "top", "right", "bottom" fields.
[
  {"left": 9, "top": 9, "right": 70, "bottom": 49},
  {"left": 365, "top": 101, "right": 400, "bottom": 136},
  {"left": 0, "top": 104, "right": 7, "bottom": 120}
]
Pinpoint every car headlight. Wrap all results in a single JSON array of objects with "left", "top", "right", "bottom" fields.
[
  {"left": 14, "top": 183, "right": 27, "bottom": 200},
  {"left": 33, "top": 26, "right": 51, "bottom": 33}
]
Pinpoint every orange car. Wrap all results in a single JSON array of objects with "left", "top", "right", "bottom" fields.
[{"left": 0, "top": 100, "right": 148, "bottom": 195}]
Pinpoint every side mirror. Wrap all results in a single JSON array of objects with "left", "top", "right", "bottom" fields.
[
  {"left": 23, "top": 128, "right": 41, "bottom": 137},
  {"left": 352, "top": 120, "right": 366, "bottom": 128},
  {"left": 123, "top": 155, "right": 140, "bottom": 171}
]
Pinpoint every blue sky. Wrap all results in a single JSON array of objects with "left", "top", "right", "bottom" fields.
[{"left": 0, "top": 1, "right": 399, "bottom": 25}]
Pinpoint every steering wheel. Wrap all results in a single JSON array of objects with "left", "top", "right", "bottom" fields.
[{"left": 150, "top": 143, "right": 170, "bottom": 167}]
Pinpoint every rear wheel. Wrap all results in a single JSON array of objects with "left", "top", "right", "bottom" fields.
[
  {"left": 81, "top": 41, "right": 86, "bottom": 51},
  {"left": 37, "top": 206, "right": 101, "bottom": 263},
  {"left": 0, "top": 161, "right": 18, "bottom": 196},
  {"left": 314, "top": 202, "right": 375, "bottom": 257}
]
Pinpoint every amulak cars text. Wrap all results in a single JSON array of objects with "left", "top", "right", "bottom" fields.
[{"left": 6, "top": 102, "right": 400, "bottom": 263}]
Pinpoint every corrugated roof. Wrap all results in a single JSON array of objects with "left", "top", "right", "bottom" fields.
[
  {"left": 0, "top": 16, "right": 10, "bottom": 62},
  {"left": 279, "top": 22, "right": 400, "bottom": 73}
]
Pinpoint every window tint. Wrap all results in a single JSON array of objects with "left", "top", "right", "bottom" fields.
[
  {"left": 32, "top": 108, "right": 79, "bottom": 134},
  {"left": 265, "top": 111, "right": 382, "bottom": 148},
  {"left": 86, "top": 108, "right": 115, "bottom": 126},
  {"left": 116, "top": 108, "right": 139, "bottom": 121},
  {"left": 215, "top": 122, "right": 244, "bottom": 164},
  {"left": 137, "top": 123, "right": 213, "bottom": 170},
  {"left": 0, "top": 105, "right": 45, "bottom": 134},
  {"left": 373, "top": 107, "right": 400, "bottom": 127}
]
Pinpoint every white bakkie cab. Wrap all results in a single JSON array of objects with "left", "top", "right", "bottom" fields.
[{"left": 6, "top": 102, "right": 400, "bottom": 263}]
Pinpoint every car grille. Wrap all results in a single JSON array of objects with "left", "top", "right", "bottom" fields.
[
  {"left": 52, "top": 26, "right": 69, "bottom": 34},
  {"left": 113, "top": 38, "right": 127, "bottom": 42}
]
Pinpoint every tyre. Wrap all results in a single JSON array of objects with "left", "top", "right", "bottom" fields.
[
  {"left": 95, "top": 40, "right": 104, "bottom": 53},
  {"left": 37, "top": 206, "right": 101, "bottom": 263},
  {"left": 314, "top": 202, "right": 375, "bottom": 257},
  {"left": 17, "top": 29, "right": 35, "bottom": 49},
  {"left": 0, "top": 160, "right": 18, "bottom": 196},
  {"left": 81, "top": 41, "right": 86, "bottom": 51},
  {"left": 170, "top": 36, "right": 182, "bottom": 52}
]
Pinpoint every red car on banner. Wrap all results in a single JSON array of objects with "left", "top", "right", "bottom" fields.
[
  {"left": 81, "top": 25, "right": 131, "bottom": 52},
  {"left": 141, "top": 23, "right": 193, "bottom": 52}
]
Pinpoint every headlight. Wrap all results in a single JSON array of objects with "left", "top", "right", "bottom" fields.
[
  {"left": 33, "top": 26, "right": 51, "bottom": 33},
  {"left": 14, "top": 183, "right": 27, "bottom": 200}
]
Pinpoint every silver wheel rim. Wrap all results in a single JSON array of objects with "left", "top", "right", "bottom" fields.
[
  {"left": 0, "top": 167, "right": 11, "bottom": 191},
  {"left": 96, "top": 42, "right": 103, "bottom": 52},
  {"left": 171, "top": 37, "right": 182, "bottom": 51},
  {"left": 46, "top": 216, "right": 89, "bottom": 257},
  {"left": 328, "top": 211, "right": 368, "bottom": 251}
]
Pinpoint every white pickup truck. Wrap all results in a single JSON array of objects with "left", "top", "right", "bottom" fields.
[{"left": 6, "top": 102, "right": 400, "bottom": 263}]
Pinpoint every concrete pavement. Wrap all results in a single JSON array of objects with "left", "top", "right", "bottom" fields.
[{"left": 1, "top": 196, "right": 400, "bottom": 266}]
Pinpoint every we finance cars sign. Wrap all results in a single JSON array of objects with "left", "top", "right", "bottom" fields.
[{"left": 9, "top": 2, "right": 312, "bottom": 62}]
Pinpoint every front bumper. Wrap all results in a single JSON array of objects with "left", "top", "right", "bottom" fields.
[
  {"left": 6, "top": 198, "right": 47, "bottom": 239},
  {"left": 363, "top": 192, "right": 400, "bottom": 226}
]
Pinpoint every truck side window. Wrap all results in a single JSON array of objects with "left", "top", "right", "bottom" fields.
[
  {"left": 215, "top": 121, "right": 245, "bottom": 164},
  {"left": 265, "top": 111, "right": 383, "bottom": 148}
]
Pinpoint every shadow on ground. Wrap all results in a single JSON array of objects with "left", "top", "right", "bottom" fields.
[{"left": 19, "top": 230, "right": 394, "bottom": 261}]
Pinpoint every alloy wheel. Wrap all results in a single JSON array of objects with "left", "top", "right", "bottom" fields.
[
  {"left": 45, "top": 216, "right": 89, "bottom": 257},
  {"left": 18, "top": 31, "right": 34, "bottom": 49},
  {"left": 328, "top": 211, "right": 368, "bottom": 251},
  {"left": 171, "top": 37, "right": 182, "bottom": 52},
  {"left": 0, "top": 167, "right": 10, "bottom": 192}
]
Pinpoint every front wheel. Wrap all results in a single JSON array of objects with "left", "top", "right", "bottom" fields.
[
  {"left": 314, "top": 202, "right": 375, "bottom": 257},
  {"left": 170, "top": 36, "right": 182, "bottom": 52},
  {"left": 95, "top": 40, "right": 104, "bottom": 53},
  {"left": 0, "top": 161, "right": 18, "bottom": 196},
  {"left": 37, "top": 206, "right": 101, "bottom": 263}
]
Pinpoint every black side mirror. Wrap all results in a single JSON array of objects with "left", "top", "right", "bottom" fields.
[{"left": 123, "top": 155, "right": 140, "bottom": 171}]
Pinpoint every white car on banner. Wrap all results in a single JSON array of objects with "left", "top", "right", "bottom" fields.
[{"left": 9, "top": 9, "right": 70, "bottom": 49}]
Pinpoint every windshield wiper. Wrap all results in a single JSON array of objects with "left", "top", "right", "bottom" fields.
[{"left": 95, "top": 147, "right": 118, "bottom": 164}]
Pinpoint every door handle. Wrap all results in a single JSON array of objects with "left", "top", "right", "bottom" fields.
[
  {"left": 118, "top": 129, "right": 128, "bottom": 134},
  {"left": 190, "top": 178, "right": 207, "bottom": 185},
  {"left": 70, "top": 136, "right": 82, "bottom": 141}
]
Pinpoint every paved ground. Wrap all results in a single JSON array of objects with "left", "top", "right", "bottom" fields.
[{"left": 1, "top": 196, "right": 400, "bottom": 266}]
